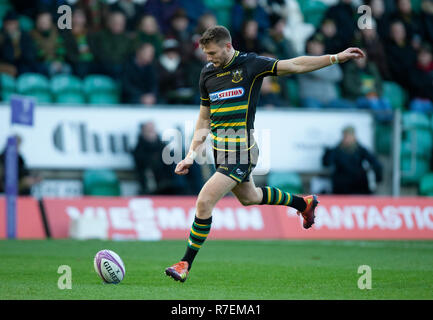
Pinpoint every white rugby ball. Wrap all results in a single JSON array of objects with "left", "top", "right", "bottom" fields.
[{"left": 94, "top": 249, "right": 126, "bottom": 284}]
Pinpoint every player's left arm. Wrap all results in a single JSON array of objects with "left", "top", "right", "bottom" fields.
[{"left": 276, "top": 47, "right": 365, "bottom": 76}]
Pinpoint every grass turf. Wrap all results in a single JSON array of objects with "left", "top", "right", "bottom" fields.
[{"left": 0, "top": 239, "right": 432, "bottom": 300}]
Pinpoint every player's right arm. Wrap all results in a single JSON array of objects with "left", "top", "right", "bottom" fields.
[{"left": 174, "top": 105, "right": 211, "bottom": 175}]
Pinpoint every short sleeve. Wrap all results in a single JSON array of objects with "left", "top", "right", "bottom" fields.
[
  {"left": 199, "top": 70, "right": 210, "bottom": 107},
  {"left": 250, "top": 53, "right": 279, "bottom": 77}
]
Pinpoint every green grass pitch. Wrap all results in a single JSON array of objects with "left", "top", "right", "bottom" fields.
[{"left": 1, "top": 239, "right": 432, "bottom": 300}]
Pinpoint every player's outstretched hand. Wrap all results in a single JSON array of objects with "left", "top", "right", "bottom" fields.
[
  {"left": 174, "top": 158, "right": 193, "bottom": 175},
  {"left": 337, "top": 47, "right": 365, "bottom": 63}
]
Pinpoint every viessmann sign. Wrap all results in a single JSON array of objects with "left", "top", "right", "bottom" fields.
[{"left": 42, "top": 196, "right": 433, "bottom": 240}]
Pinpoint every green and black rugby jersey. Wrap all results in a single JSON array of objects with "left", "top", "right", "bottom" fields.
[{"left": 199, "top": 51, "right": 279, "bottom": 152}]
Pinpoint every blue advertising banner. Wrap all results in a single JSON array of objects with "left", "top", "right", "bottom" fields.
[
  {"left": 5, "top": 136, "right": 17, "bottom": 238},
  {"left": 10, "top": 95, "right": 35, "bottom": 126}
]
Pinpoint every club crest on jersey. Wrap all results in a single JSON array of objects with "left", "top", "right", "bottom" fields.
[
  {"left": 209, "top": 87, "right": 245, "bottom": 102},
  {"left": 231, "top": 69, "right": 243, "bottom": 83}
]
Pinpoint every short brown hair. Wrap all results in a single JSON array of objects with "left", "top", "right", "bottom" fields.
[{"left": 199, "top": 25, "right": 232, "bottom": 46}]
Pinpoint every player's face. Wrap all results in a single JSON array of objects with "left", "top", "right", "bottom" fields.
[{"left": 201, "top": 41, "right": 232, "bottom": 68}]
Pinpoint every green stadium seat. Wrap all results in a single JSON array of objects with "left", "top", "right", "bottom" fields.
[
  {"left": 83, "top": 169, "right": 121, "bottom": 196},
  {"left": 84, "top": 74, "right": 119, "bottom": 104},
  {"left": 16, "top": 73, "right": 52, "bottom": 103},
  {"left": 419, "top": 172, "right": 433, "bottom": 196},
  {"left": 401, "top": 155, "right": 430, "bottom": 185},
  {"left": 19, "top": 14, "right": 34, "bottom": 32},
  {"left": 0, "top": 73, "right": 16, "bottom": 101},
  {"left": 286, "top": 78, "right": 300, "bottom": 106},
  {"left": 383, "top": 81, "right": 406, "bottom": 110},
  {"left": 297, "top": 0, "right": 328, "bottom": 28},
  {"left": 17, "top": 73, "right": 50, "bottom": 93},
  {"left": 375, "top": 123, "right": 392, "bottom": 155},
  {"left": 204, "top": 0, "right": 234, "bottom": 28},
  {"left": 402, "top": 111, "right": 431, "bottom": 130},
  {"left": 404, "top": 128, "right": 433, "bottom": 156},
  {"left": 87, "top": 93, "right": 119, "bottom": 105},
  {"left": 51, "top": 74, "right": 85, "bottom": 104},
  {"left": 268, "top": 171, "right": 303, "bottom": 194}
]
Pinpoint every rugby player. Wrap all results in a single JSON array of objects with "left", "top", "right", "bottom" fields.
[{"left": 165, "top": 26, "right": 365, "bottom": 282}]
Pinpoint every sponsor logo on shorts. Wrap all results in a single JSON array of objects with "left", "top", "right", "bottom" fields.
[
  {"left": 219, "top": 166, "right": 229, "bottom": 171},
  {"left": 236, "top": 168, "right": 246, "bottom": 176},
  {"left": 209, "top": 87, "right": 245, "bottom": 102}
]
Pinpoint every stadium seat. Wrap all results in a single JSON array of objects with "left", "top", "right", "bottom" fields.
[
  {"left": 51, "top": 74, "right": 85, "bottom": 104},
  {"left": 83, "top": 169, "right": 121, "bottom": 196},
  {"left": 19, "top": 14, "right": 34, "bottom": 31},
  {"left": 404, "top": 128, "right": 433, "bottom": 156},
  {"left": 375, "top": 123, "right": 392, "bottom": 155},
  {"left": 83, "top": 74, "right": 120, "bottom": 104},
  {"left": 401, "top": 155, "right": 430, "bottom": 185},
  {"left": 0, "top": 73, "right": 16, "bottom": 101},
  {"left": 419, "top": 172, "right": 433, "bottom": 196},
  {"left": 204, "top": 0, "right": 234, "bottom": 28},
  {"left": 286, "top": 78, "right": 300, "bottom": 107},
  {"left": 297, "top": 0, "right": 328, "bottom": 28},
  {"left": 268, "top": 171, "right": 303, "bottom": 194},
  {"left": 383, "top": 81, "right": 406, "bottom": 110},
  {"left": 16, "top": 73, "right": 52, "bottom": 103},
  {"left": 402, "top": 111, "right": 431, "bottom": 130}
]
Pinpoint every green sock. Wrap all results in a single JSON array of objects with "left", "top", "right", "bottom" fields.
[
  {"left": 181, "top": 216, "right": 212, "bottom": 270},
  {"left": 259, "top": 186, "right": 306, "bottom": 212}
]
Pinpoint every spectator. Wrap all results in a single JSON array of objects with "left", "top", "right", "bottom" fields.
[
  {"left": 232, "top": 19, "right": 264, "bottom": 54},
  {"left": 358, "top": 18, "right": 391, "bottom": 80},
  {"left": 132, "top": 122, "right": 186, "bottom": 195},
  {"left": 0, "top": 135, "right": 42, "bottom": 196},
  {"left": 261, "top": 14, "right": 296, "bottom": 60},
  {"left": 258, "top": 75, "right": 285, "bottom": 108},
  {"left": 322, "top": 126, "right": 383, "bottom": 195},
  {"left": 186, "top": 42, "right": 208, "bottom": 104},
  {"left": 322, "top": 0, "right": 357, "bottom": 51},
  {"left": 157, "top": 38, "right": 194, "bottom": 104},
  {"left": 62, "top": 8, "right": 98, "bottom": 78},
  {"left": 342, "top": 50, "right": 392, "bottom": 120},
  {"left": 30, "top": 11, "right": 71, "bottom": 76},
  {"left": 384, "top": 20, "right": 417, "bottom": 91},
  {"left": 367, "top": 0, "right": 392, "bottom": 40},
  {"left": 143, "top": 0, "right": 181, "bottom": 35},
  {"left": 165, "top": 9, "right": 194, "bottom": 61},
  {"left": 392, "top": 0, "right": 424, "bottom": 49},
  {"left": 281, "top": 0, "right": 315, "bottom": 55},
  {"left": 231, "top": 0, "right": 270, "bottom": 37},
  {"left": 421, "top": 0, "right": 433, "bottom": 44},
  {"left": 75, "top": 0, "right": 110, "bottom": 32},
  {"left": 319, "top": 18, "right": 347, "bottom": 54},
  {"left": 178, "top": 0, "right": 212, "bottom": 31},
  {"left": 408, "top": 43, "right": 433, "bottom": 110},
  {"left": 90, "top": 10, "right": 134, "bottom": 79},
  {"left": 0, "top": 10, "right": 39, "bottom": 76},
  {"left": 193, "top": 13, "right": 217, "bottom": 38},
  {"left": 122, "top": 43, "right": 158, "bottom": 105},
  {"left": 109, "top": 0, "right": 145, "bottom": 32},
  {"left": 133, "top": 14, "right": 164, "bottom": 58},
  {"left": 298, "top": 34, "right": 354, "bottom": 109}
]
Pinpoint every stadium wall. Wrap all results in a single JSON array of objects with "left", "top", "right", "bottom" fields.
[{"left": 2, "top": 195, "right": 432, "bottom": 240}]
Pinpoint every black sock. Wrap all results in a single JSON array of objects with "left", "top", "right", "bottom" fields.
[
  {"left": 181, "top": 216, "right": 212, "bottom": 270},
  {"left": 259, "top": 186, "right": 306, "bottom": 212}
]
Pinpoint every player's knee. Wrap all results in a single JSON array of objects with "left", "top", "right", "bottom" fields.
[
  {"left": 238, "top": 196, "right": 259, "bottom": 206},
  {"left": 196, "top": 197, "right": 214, "bottom": 216}
]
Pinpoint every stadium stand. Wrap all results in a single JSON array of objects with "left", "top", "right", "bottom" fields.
[{"left": 83, "top": 169, "right": 121, "bottom": 196}]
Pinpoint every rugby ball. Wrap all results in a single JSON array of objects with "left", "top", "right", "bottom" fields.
[{"left": 94, "top": 249, "right": 126, "bottom": 284}]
